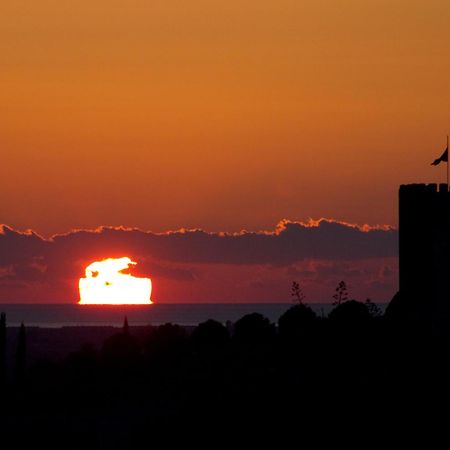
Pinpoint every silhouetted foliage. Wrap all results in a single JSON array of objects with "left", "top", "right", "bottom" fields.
[
  {"left": 191, "top": 319, "right": 230, "bottom": 349},
  {"left": 291, "top": 281, "right": 306, "bottom": 304},
  {"left": 0, "top": 304, "right": 445, "bottom": 447},
  {"left": 233, "top": 313, "right": 274, "bottom": 344},
  {"left": 278, "top": 304, "right": 317, "bottom": 340},
  {"left": 101, "top": 327, "right": 140, "bottom": 370},
  {"left": 15, "top": 322, "right": 26, "bottom": 383},
  {"left": 332, "top": 280, "right": 349, "bottom": 305},
  {"left": 64, "top": 343, "right": 99, "bottom": 383},
  {"left": 144, "top": 323, "right": 188, "bottom": 363},
  {"left": 328, "top": 300, "right": 371, "bottom": 324},
  {"left": 0, "top": 312, "right": 5, "bottom": 382},
  {"left": 123, "top": 316, "right": 130, "bottom": 335},
  {"left": 365, "top": 298, "right": 382, "bottom": 318}
]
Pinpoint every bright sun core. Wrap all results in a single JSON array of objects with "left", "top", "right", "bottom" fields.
[{"left": 78, "top": 257, "right": 152, "bottom": 305}]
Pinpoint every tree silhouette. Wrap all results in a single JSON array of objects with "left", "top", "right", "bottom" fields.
[
  {"left": 191, "top": 319, "right": 229, "bottom": 349},
  {"left": 0, "top": 312, "right": 6, "bottom": 383},
  {"left": 101, "top": 326, "right": 140, "bottom": 371},
  {"left": 144, "top": 323, "right": 188, "bottom": 363},
  {"left": 233, "top": 313, "right": 274, "bottom": 344},
  {"left": 291, "top": 281, "right": 306, "bottom": 304},
  {"left": 332, "top": 280, "right": 349, "bottom": 306},
  {"left": 365, "top": 298, "right": 382, "bottom": 318},
  {"left": 123, "top": 316, "right": 129, "bottom": 335},
  {"left": 16, "top": 322, "right": 26, "bottom": 384},
  {"left": 328, "top": 300, "right": 371, "bottom": 324},
  {"left": 278, "top": 303, "right": 317, "bottom": 340}
]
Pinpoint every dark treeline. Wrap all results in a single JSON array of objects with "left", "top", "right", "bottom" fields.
[{"left": 0, "top": 299, "right": 447, "bottom": 448}]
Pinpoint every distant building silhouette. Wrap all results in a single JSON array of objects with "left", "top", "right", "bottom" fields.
[{"left": 399, "top": 183, "right": 449, "bottom": 335}]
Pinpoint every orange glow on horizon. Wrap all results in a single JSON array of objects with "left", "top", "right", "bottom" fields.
[{"left": 79, "top": 257, "right": 152, "bottom": 305}]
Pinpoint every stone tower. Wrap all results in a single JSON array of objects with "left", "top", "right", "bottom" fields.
[{"left": 399, "top": 183, "right": 449, "bottom": 335}]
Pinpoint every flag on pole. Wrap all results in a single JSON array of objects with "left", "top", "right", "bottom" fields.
[{"left": 431, "top": 147, "right": 448, "bottom": 166}]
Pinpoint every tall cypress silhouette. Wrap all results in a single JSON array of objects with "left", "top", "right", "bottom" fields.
[
  {"left": 0, "top": 312, "right": 6, "bottom": 383},
  {"left": 123, "top": 316, "right": 129, "bottom": 335},
  {"left": 15, "top": 322, "right": 26, "bottom": 384}
]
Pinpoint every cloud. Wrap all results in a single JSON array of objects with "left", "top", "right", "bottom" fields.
[
  {"left": 2, "top": 218, "right": 397, "bottom": 264},
  {"left": 0, "top": 219, "right": 398, "bottom": 303},
  {"left": 0, "top": 226, "right": 49, "bottom": 265}
]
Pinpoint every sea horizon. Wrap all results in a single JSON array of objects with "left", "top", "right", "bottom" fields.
[{"left": 0, "top": 302, "right": 387, "bottom": 328}]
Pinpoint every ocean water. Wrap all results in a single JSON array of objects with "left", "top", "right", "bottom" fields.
[{"left": 0, "top": 303, "right": 340, "bottom": 327}]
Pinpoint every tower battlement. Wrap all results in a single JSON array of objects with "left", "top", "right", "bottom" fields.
[
  {"left": 400, "top": 183, "right": 449, "bottom": 194},
  {"left": 399, "top": 183, "right": 449, "bottom": 335}
]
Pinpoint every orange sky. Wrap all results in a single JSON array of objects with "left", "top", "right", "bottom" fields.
[{"left": 1, "top": 0, "right": 450, "bottom": 236}]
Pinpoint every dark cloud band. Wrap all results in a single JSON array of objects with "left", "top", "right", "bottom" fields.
[{"left": 1, "top": 219, "right": 397, "bottom": 269}]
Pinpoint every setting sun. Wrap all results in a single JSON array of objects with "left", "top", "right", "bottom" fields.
[{"left": 78, "top": 257, "right": 152, "bottom": 305}]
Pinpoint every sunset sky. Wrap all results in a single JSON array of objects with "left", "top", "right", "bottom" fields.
[{"left": 1, "top": 1, "right": 449, "bottom": 303}]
